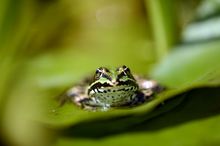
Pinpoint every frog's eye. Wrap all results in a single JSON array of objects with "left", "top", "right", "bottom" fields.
[
  {"left": 117, "top": 65, "right": 131, "bottom": 74},
  {"left": 95, "top": 68, "right": 104, "bottom": 79},
  {"left": 122, "top": 65, "right": 131, "bottom": 73},
  {"left": 95, "top": 67, "right": 110, "bottom": 74},
  {"left": 117, "top": 65, "right": 135, "bottom": 80},
  {"left": 95, "top": 68, "right": 102, "bottom": 74},
  {"left": 94, "top": 67, "right": 111, "bottom": 80}
]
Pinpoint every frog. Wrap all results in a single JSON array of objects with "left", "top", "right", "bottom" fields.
[{"left": 60, "top": 65, "right": 162, "bottom": 111}]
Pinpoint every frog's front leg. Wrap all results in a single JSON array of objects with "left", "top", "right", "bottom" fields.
[
  {"left": 65, "top": 86, "right": 108, "bottom": 110},
  {"left": 58, "top": 75, "right": 94, "bottom": 106},
  {"left": 64, "top": 85, "right": 89, "bottom": 107}
]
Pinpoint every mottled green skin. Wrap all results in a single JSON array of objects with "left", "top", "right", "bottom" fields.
[
  {"left": 87, "top": 66, "right": 139, "bottom": 108},
  {"left": 64, "top": 65, "right": 161, "bottom": 110}
]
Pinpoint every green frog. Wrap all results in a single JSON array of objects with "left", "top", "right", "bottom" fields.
[{"left": 61, "top": 65, "right": 162, "bottom": 111}]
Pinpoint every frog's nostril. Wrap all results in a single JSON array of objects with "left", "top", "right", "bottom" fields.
[{"left": 111, "top": 79, "right": 117, "bottom": 84}]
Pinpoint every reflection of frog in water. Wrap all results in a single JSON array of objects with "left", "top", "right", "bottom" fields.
[{"left": 61, "top": 65, "right": 162, "bottom": 111}]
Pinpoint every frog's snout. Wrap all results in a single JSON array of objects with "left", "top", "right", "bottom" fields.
[{"left": 110, "top": 79, "right": 117, "bottom": 86}]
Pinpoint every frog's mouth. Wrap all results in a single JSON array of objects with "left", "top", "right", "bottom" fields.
[
  {"left": 117, "top": 80, "right": 138, "bottom": 87},
  {"left": 88, "top": 82, "right": 112, "bottom": 94},
  {"left": 88, "top": 79, "right": 138, "bottom": 95}
]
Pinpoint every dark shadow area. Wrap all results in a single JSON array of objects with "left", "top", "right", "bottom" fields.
[
  {"left": 0, "top": 134, "right": 9, "bottom": 146},
  {"left": 59, "top": 86, "right": 220, "bottom": 139}
]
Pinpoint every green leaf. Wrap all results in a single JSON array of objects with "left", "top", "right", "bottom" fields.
[
  {"left": 41, "top": 84, "right": 189, "bottom": 128},
  {"left": 55, "top": 87, "right": 220, "bottom": 146},
  {"left": 151, "top": 41, "right": 220, "bottom": 88},
  {"left": 41, "top": 40, "right": 220, "bottom": 129}
]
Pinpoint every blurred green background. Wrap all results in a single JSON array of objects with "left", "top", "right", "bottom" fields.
[{"left": 1, "top": 0, "right": 220, "bottom": 146}]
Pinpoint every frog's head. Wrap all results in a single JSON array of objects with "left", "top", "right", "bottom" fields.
[{"left": 88, "top": 65, "right": 138, "bottom": 98}]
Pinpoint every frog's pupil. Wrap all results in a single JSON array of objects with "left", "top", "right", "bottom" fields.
[
  {"left": 95, "top": 69, "right": 101, "bottom": 74},
  {"left": 121, "top": 65, "right": 129, "bottom": 71},
  {"left": 124, "top": 67, "right": 130, "bottom": 73}
]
